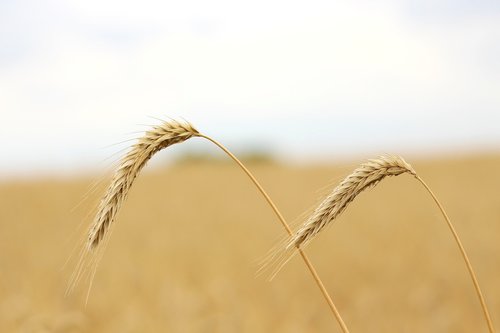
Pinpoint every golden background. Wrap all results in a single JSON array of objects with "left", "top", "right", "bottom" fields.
[{"left": 1, "top": 155, "right": 499, "bottom": 332}]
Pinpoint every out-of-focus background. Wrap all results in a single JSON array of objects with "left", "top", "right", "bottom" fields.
[{"left": 0, "top": 0, "right": 499, "bottom": 332}]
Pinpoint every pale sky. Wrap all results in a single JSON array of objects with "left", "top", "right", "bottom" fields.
[{"left": 0, "top": 0, "right": 499, "bottom": 177}]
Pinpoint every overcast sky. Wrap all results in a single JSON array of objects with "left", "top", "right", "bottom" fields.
[{"left": 0, "top": 0, "right": 499, "bottom": 177}]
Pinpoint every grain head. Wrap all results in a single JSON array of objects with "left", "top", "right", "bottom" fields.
[
  {"left": 289, "top": 155, "right": 416, "bottom": 249},
  {"left": 87, "top": 120, "right": 199, "bottom": 250}
]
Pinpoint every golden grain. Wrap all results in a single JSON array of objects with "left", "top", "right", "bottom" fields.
[
  {"left": 289, "top": 155, "right": 415, "bottom": 249},
  {"left": 88, "top": 120, "right": 199, "bottom": 249}
]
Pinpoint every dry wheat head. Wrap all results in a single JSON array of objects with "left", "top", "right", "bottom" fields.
[
  {"left": 289, "top": 155, "right": 416, "bottom": 249},
  {"left": 87, "top": 120, "right": 199, "bottom": 249}
]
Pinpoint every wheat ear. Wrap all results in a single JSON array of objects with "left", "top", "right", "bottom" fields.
[
  {"left": 289, "top": 155, "right": 416, "bottom": 249},
  {"left": 288, "top": 155, "right": 495, "bottom": 333},
  {"left": 83, "top": 120, "right": 349, "bottom": 333},
  {"left": 88, "top": 120, "right": 199, "bottom": 249}
]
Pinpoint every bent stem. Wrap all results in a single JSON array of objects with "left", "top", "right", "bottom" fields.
[
  {"left": 198, "top": 134, "right": 350, "bottom": 333},
  {"left": 416, "top": 176, "right": 495, "bottom": 333}
]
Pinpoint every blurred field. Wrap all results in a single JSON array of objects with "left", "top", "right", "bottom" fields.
[{"left": 0, "top": 155, "right": 499, "bottom": 332}]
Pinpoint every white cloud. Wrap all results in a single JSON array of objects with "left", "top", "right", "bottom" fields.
[{"left": 0, "top": 0, "right": 499, "bottom": 176}]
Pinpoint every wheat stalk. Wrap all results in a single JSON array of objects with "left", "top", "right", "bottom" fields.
[
  {"left": 198, "top": 134, "right": 350, "bottom": 332},
  {"left": 77, "top": 119, "right": 350, "bottom": 333},
  {"left": 287, "top": 155, "right": 495, "bottom": 333},
  {"left": 289, "top": 155, "right": 416, "bottom": 249},
  {"left": 415, "top": 176, "right": 495, "bottom": 333}
]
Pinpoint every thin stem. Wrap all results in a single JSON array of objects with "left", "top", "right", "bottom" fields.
[
  {"left": 198, "top": 134, "right": 350, "bottom": 333},
  {"left": 416, "top": 176, "right": 495, "bottom": 333}
]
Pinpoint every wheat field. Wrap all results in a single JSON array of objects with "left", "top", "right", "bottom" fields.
[{"left": 0, "top": 155, "right": 499, "bottom": 332}]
